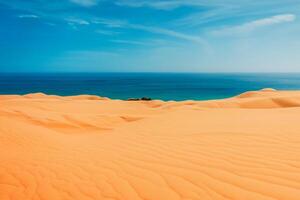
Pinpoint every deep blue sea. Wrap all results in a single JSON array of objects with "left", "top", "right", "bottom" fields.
[{"left": 1, "top": 73, "right": 300, "bottom": 101}]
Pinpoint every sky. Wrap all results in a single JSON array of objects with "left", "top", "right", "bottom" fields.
[{"left": 0, "top": 0, "right": 300, "bottom": 72}]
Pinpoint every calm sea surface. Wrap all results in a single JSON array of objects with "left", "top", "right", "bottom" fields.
[{"left": 1, "top": 73, "right": 300, "bottom": 101}]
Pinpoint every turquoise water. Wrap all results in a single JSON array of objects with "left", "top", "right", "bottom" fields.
[{"left": 1, "top": 73, "right": 300, "bottom": 101}]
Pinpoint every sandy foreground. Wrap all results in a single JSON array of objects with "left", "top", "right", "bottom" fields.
[{"left": 1, "top": 88, "right": 300, "bottom": 200}]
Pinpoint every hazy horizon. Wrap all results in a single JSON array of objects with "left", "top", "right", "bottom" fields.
[
  {"left": 3, "top": 70, "right": 300, "bottom": 74},
  {"left": 0, "top": 0, "right": 299, "bottom": 72}
]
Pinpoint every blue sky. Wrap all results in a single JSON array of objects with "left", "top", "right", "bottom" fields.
[{"left": 0, "top": 0, "right": 299, "bottom": 72}]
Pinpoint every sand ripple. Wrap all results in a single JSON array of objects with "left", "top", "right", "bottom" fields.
[{"left": 1, "top": 89, "right": 300, "bottom": 200}]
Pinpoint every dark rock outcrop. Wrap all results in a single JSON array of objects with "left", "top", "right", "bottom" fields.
[{"left": 127, "top": 97, "right": 152, "bottom": 101}]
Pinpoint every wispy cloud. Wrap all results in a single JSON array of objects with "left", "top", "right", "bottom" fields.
[
  {"left": 69, "top": 0, "right": 100, "bottom": 7},
  {"left": 174, "top": 0, "right": 300, "bottom": 27},
  {"left": 18, "top": 14, "right": 39, "bottom": 19},
  {"left": 66, "top": 18, "right": 90, "bottom": 25},
  {"left": 129, "top": 24, "right": 207, "bottom": 45},
  {"left": 66, "top": 16, "right": 206, "bottom": 44},
  {"left": 116, "top": 0, "right": 300, "bottom": 13},
  {"left": 115, "top": 0, "right": 210, "bottom": 10},
  {"left": 92, "top": 18, "right": 127, "bottom": 28},
  {"left": 212, "top": 14, "right": 296, "bottom": 36},
  {"left": 93, "top": 18, "right": 206, "bottom": 45},
  {"left": 96, "top": 29, "right": 119, "bottom": 35},
  {"left": 111, "top": 39, "right": 168, "bottom": 46},
  {"left": 111, "top": 39, "right": 153, "bottom": 46}
]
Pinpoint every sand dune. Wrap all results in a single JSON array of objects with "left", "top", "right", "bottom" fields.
[{"left": 1, "top": 89, "right": 300, "bottom": 200}]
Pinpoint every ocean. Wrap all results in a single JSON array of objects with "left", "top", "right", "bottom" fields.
[{"left": 1, "top": 73, "right": 300, "bottom": 101}]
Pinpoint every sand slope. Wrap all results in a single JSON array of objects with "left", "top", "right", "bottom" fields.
[{"left": 1, "top": 89, "right": 300, "bottom": 200}]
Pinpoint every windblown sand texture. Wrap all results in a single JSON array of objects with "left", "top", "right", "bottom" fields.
[{"left": 1, "top": 89, "right": 300, "bottom": 200}]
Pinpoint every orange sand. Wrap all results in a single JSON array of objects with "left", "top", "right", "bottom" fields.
[{"left": 1, "top": 89, "right": 300, "bottom": 200}]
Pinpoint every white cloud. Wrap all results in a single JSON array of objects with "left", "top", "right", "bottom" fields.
[
  {"left": 18, "top": 14, "right": 39, "bottom": 19},
  {"left": 116, "top": 0, "right": 300, "bottom": 12},
  {"left": 212, "top": 14, "right": 296, "bottom": 36},
  {"left": 69, "top": 0, "right": 100, "bottom": 7},
  {"left": 66, "top": 18, "right": 90, "bottom": 25},
  {"left": 92, "top": 18, "right": 207, "bottom": 45},
  {"left": 115, "top": 0, "right": 216, "bottom": 10},
  {"left": 92, "top": 18, "right": 126, "bottom": 28},
  {"left": 111, "top": 39, "right": 151, "bottom": 45},
  {"left": 96, "top": 30, "right": 119, "bottom": 35},
  {"left": 129, "top": 24, "right": 207, "bottom": 45},
  {"left": 69, "top": 17, "right": 206, "bottom": 45},
  {"left": 111, "top": 39, "right": 168, "bottom": 46}
]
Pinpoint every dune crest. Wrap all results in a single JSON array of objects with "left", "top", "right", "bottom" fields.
[{"left": 1, "top": 90, "right": 300, "bottom": 200}]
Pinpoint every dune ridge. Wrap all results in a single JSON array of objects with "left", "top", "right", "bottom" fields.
[{"left": 1, "top": 89, "right": 300, "bottom": 200}]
